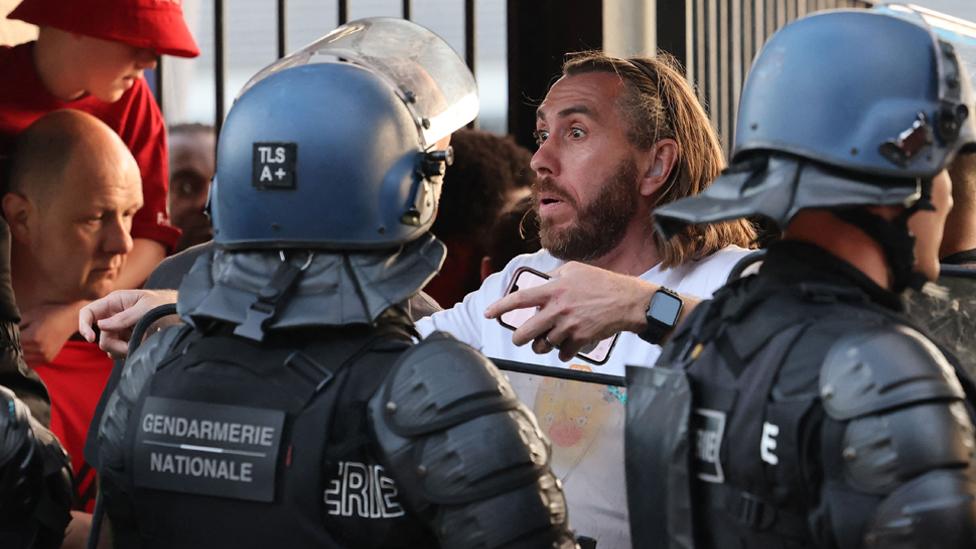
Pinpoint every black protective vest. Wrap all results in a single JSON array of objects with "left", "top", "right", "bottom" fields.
[
  {"left": 652, "top": 276, "right": 914, "bottom": 549},
  {"left": 113, "top": 320, "right": 438, "bottom": 549}
]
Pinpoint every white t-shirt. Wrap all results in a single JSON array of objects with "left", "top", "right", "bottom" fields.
[{"left": 416, "top": 246, "right": 753, "bottom": 549}]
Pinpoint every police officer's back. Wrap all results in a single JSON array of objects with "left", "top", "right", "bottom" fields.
[
  {"left": 627, "top": 10, "right": 976, "bottom": 549},
  {"left": 91, "top": 19, "right": 574, "bottom": 549}
]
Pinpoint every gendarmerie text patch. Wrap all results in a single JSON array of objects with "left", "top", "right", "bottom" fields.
[{"left": 133, "top": 397, "right": 285, "bottom": 502}]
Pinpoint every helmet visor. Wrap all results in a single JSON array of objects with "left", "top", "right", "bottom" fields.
[{"left": 239, "top": 17, "right": 479, "bottom": 148}]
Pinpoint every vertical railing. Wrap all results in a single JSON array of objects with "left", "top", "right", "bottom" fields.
[
  {"left": 204, "top": 0, "right": 481, "bottom": 136},
  {"left": 213, "top": 0, "right": 226, "bottom": 137},
  {"left": 682, "top": 0, "right": 873, "bottom": 155},
  {"left": 276, "top": 0, "right": 287, "bottom": 59}
]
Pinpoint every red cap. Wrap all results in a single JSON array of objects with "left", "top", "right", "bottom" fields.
[{"left": 8, "top": 0, "right": 200, "bottom": 58}]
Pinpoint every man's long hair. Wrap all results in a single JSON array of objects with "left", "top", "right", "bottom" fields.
[{"left": 562, "top": 51, "right": 755, "bottom": 268}]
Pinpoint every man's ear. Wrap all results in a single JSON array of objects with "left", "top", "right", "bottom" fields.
[
  {"left": 639, "top": 138, "right": 679, "bottom": 197},
  {"left": 2, "top": 192, "right": 34, "bottom": 243}
]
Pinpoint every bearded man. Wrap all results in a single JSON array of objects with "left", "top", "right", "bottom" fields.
[{"left": 415, "top": 51, "right": 756, "bottom": 548}]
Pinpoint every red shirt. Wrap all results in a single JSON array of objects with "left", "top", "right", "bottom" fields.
[
  {"left": 0, "top": 41, "right": 180, "bottom": 251},
  {"left": 31, "top": 340, "right": 113, "bottom": 512}
]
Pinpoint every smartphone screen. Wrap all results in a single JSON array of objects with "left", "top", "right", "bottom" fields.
[
  {"left": 497, "top": 267, "right": 618, "bottom": 366},
  {"left": 498, "top": 267, "right": 550, "bottom": 330}
]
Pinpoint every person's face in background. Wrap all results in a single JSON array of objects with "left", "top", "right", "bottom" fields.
[{"left": 168, "top": 128, "right": 215, "bottom": 251}]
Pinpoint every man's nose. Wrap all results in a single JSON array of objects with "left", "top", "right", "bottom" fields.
[
  {"left": 530, "top": 139, "right": 558, "bottom": 178},
  {"left": 103, "top": 217, "right": 134, "bottom": 255}
]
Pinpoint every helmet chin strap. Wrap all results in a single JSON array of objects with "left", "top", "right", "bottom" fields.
[{"left": 830, "top": 178, "right": 933, "bottom": 293}]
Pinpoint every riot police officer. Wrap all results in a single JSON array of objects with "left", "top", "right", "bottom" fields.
[
  {"left": 90, "top": 18, "right": 574, "bottom": 549},
  {"left": 627, "top": 9, "right": 976, "bottom": 549}
]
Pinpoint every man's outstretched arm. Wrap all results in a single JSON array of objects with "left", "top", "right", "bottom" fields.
[{"left": 484, "top": 262, "right": 701, "bottom": 360}]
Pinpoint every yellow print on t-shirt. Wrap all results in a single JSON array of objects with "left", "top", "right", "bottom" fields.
[{"left": 533, "top": 363, "right": 616, "bottom": 472}]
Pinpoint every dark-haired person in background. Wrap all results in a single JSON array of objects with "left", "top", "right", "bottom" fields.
[
  {"left": 480, "top": 195, "right": 540, "bottom": 281},
  {"left": 168, "top": 123, "right": 215, "bottom": 253},
  {"left": 425, "top": 129, "right": 535, "bottom": 306}
]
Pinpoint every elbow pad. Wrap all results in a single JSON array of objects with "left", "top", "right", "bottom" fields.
[{"left": 820, "top": 325, "right": 976, "bottom": 549}]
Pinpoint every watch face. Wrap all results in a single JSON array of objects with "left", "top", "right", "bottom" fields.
[{"left": 649, "top": 292, "right": 682, "bottom": 325}]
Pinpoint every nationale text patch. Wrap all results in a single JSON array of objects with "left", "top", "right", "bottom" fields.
[{"left": 133, "top": 397, "right": 285, "bottom": 502}]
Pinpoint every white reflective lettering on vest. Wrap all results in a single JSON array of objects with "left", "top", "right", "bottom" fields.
[
  {"left": 692, "top": 408, "right": 726, "bottom": 483},
  {"left": 324, "top": 461, "right": 405, "bottom": 519},
  {"left": 761, "top": 421, "right": 780, "bottom": 465}
]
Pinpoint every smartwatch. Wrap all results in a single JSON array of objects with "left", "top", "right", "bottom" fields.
[{"left": 638, "top": 287, "right": 683, "bottom": 345}]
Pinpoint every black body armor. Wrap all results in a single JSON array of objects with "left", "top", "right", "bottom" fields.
[
  {"left": 627, "top": 243, "right": 976, "bottom": 549},
  {"left": 95, "top": 314, "right": 575, "bottom": 549}
]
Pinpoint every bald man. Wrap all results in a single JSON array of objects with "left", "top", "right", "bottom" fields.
[{"left": 3, "top": 109, "right": 142, "bottom": 515}]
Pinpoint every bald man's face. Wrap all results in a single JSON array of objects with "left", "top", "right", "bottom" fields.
[{"left": 22, "top": 141, "right": 143, "bottom": 302}]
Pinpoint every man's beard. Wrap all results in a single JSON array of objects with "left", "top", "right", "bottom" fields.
[{"left": 534, "top": 158, "right": 640, "bottom": 262}]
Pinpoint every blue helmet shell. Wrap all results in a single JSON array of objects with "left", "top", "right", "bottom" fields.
[
  {"left": 655, "top": 10, "right": 976, "bottom": 236},
  {"left": 210, "top": 62, "right": 435, "bottom": 250},
  {"left": 734, "top": 10, "right": 974, "bottom": 178}
]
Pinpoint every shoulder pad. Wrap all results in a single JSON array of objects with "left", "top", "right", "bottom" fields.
[
  {"left": 96, "top": 325, "right": 186, "bottom": 474},
  {"left": 373, "top": 331, "right": 521, "bottom": 436},
  {"left": 368, "top": 332, "right": 575, "bottom": 548},
  {"left": 820, "top": 325, "right": 964, "bottom": 420}
]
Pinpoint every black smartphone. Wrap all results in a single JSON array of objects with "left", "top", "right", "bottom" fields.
[{"left": 497, "top": 266, "right": 618, "bottom": 365}]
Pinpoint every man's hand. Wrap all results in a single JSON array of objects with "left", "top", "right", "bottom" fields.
[
  {"left": 78, "top": 289, "right": 178, "bottom": 358},
  {"left": 61, "top": 511, "right": 92, "bottom": 549},
  {"left": 20, "top": 301, "right": 87, "bottom": 363},
  {"left": 485, "top": 262, "right": 657, "bottom": 361}
]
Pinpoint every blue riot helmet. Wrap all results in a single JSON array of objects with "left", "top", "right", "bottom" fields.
[
  {"left": 654, "top": 10, "right": 976, "bottom": 239},
  {"left": 209, "top": 18, "right": 478, "bottom": 250}
]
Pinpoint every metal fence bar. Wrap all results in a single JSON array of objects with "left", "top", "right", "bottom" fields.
[
  {"left": 718, "top": 0, "right": 730, "bottom": 151},
  {"left": 402, "top": 0, "right": 411, "bottom": 19},
  {"left": 339, "top": 0, "right": 348, "bottom": 25},
  {"left": 277, "top": 0, "right": 287, "bottom": 59},
  {"left": 214, "top": 0, "right": 226, "bottom": 135},
  {"left": 731, "top": 0, "right": 743, "bottom": 145},
  {"left": 465, "top": 0, "right": 476, "bottom": 72},
  {"left": 153, "top": 64, "right": 163, "bottom": 111},
  {"left": 707, "top": 0, "right": 718, "bottom": 135},
  {"left": 695, "top": 0, "right": 705, "bottom": 98},
  {"left": 685, "top": 0, "right": 695, "bottom": 81}
]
